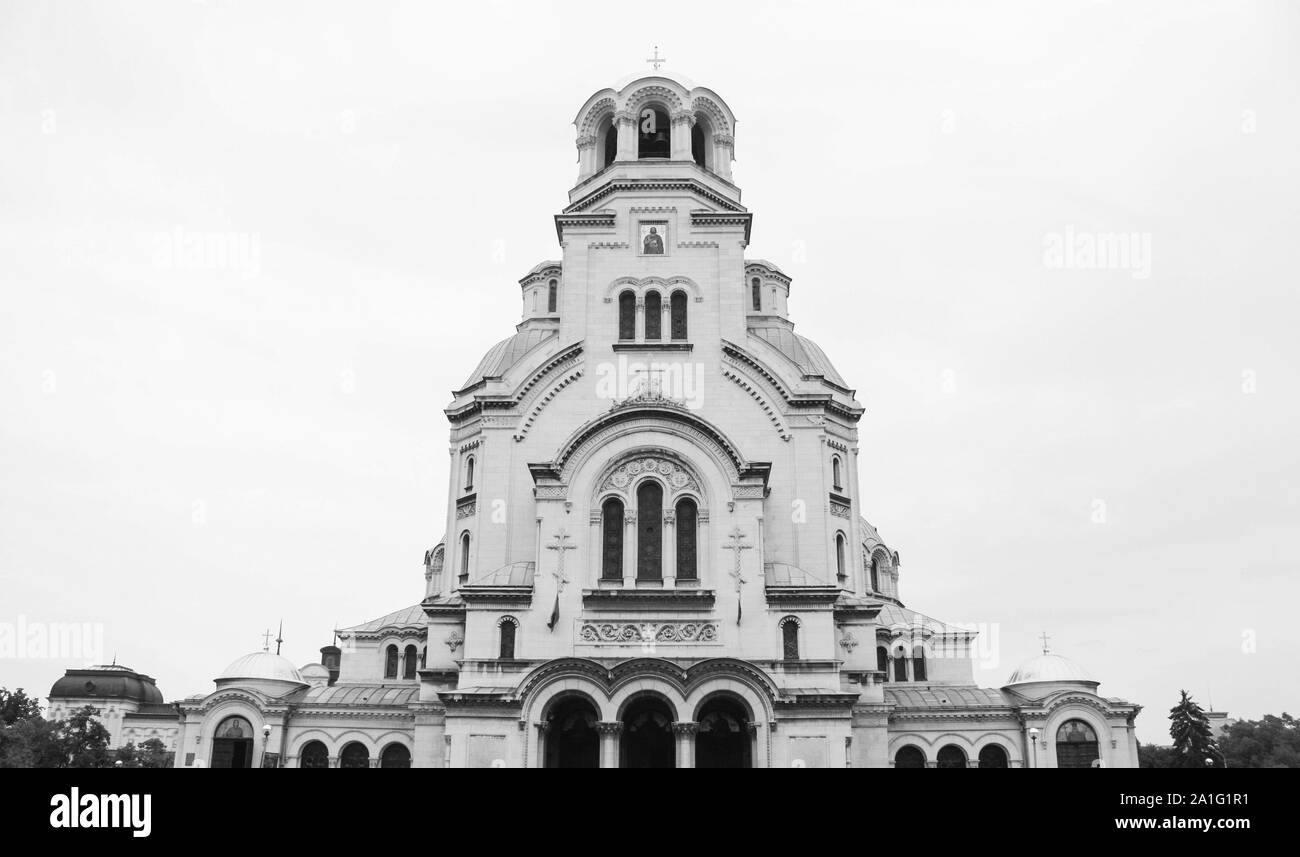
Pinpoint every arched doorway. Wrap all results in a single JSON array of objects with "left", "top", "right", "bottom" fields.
[
  {"left": 380, "top": 744, "right": 411, "bottom": 768},
  {"left": 1056, "top": 719, "right": 1100, "bottom": 768},
  {"left": 299, "top": 740, "right": 329, "bottom": 768},
  {"left": 894, "top": 745, "right": 925, "bottom": 768},
  {"left": 545, "top": 696, "right": 600, "bottom": 769},
  {"left": 210, "top": 716, "right": 255, "bottom": 769},
  {"left": 978, "top": 744, "right": 1009, "bottom": 768},
  {"left": 339, "top": 742, "right": 370, "bottom": 769},
  {"left": 936, "top": 744, "right": 968, "bottom": 769},
  {"left": 620, "top": 696, "right": 675, "bottom": 768},
  {"left": 696, "top": 696, "right": 752, "bottom": 768}
]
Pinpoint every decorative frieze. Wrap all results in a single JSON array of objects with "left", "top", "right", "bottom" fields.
[{"left": 578, "top": 621, "right": 719, "bottom": 644}]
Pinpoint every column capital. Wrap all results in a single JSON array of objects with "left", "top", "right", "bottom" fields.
[
  {"left": 596, "top": 721, "right": 624, "bottom": 735},
  {"left": 671, "top": 721, "right": 698, "bottom": 736}
]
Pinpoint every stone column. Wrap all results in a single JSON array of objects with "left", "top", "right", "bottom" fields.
[
  {"left": 661, "top": 300, "right": 672, "bottom": 341},
  {"left": 670, "top": 111, "right": 694, "bottom": 161},
  {"left": 576, "top": 134, "right": 597, "bottom": 180},
  {"left": 597, "top": 722, "right": 623, "bottom": 768},
  {"left": 673, "top": 722, "right": 697, "bottom": 768},
  {"left": 663, "top": 509, "right": 676, "bottom": 588},
  {"left": 589, "top": 511, "right": 603, "bottom": 583},
  {"left": 698, "top": 512, "right": 710, "bottom": 583},
  {"left": 713, "top": 133, "right": 735, "bottom": 181},
  {"left": 635, "top": 296, "right": 645, "bottom": 341},
  {"left": 534, "top": 723, "right": 549, "bottom": 768},
  {"left": 623, "top": 511, "right": 637, "bottom": 586},
  {"left": 615, "top": 111, "right": 637, "bottom": 161}
]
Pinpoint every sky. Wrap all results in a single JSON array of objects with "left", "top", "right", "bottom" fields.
[{"left": 1, "top": 0, "right": 1296, "bottom": 744}]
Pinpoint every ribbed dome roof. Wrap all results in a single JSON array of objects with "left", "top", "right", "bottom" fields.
[
  {"left": 50, "top": 665, "right": 164, "bottom": 704},
  {"left": 1005, "top": 653, "right": 1095, "bottom": 687},
  {"left": 217, "top": 651, "right": 305, "bottom": 685}
]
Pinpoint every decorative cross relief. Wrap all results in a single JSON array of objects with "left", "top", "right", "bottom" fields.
[
  {"left": 545, "top": 529, "right": 578, "bottom": 631},
  {"left": 722, "top": 527, "right": 752, "bottom": 625}
]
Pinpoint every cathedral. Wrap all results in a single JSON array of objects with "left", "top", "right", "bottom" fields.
[{"left": 157, "top": 69, "right": 1142, "bottom": 768}]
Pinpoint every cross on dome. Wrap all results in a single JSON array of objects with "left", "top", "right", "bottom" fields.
[{"left": 645, "top": 45, "right": 666, "bottom": 71}]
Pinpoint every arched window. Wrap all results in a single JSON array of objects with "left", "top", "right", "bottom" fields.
[
  {"left": 464, "top": 456, "right": 474, "bottom": 492},
  {"left": 618, "top": 290, "right": 636, "bottom": 340},
  {"left": 781, "top": 618, "right": 800, "bottom": 660},
  {"left": 978, "top": 744, "right": 1009, "bottom": 768},
  {"left": 547, "top": 279, "right": 557, "bottom": 313},
  {"left": 893, "top": 650, "right": 909, "bottom": 682},
  {"left": 870, "top": 555, "right": 881, "bottom": 592},
  {"left": 644, "top": 291, "right": 661, "bottom": 340},
  {"left": 339, "top": 742, "right": 369, "bottom": 769},
  {"left": 380, "top": 744, "right": 411, "bottom": 768},
  {"left": 637, "top": 106, "right": 670, "bottom": 159},
  {"left": 692, "top": 122, "right": 707, "bottom": 168},
  {"left": 637, "top": 480, "right": 663, "bottom": 580},
  {"left": 751, "top": 277, "right": 762, "bottom": 312},
  {"left": 675, "top": 498, "right": 697, "bottom": 580},
  {"left": 299, "top": 740, "right": 329, "bottom": 768},
  {"left": 894, "top": 745, "right": 925, "bottom": 769},
  {"left": 936, "top": 745, "right": 967, "bottom": 769},
  {"left": 602, "top": 122, "right": 617, "bottom": 169},
  {"left": 831, "top": 456, "right": 842, "bottom": 490},
  {"left": 670, "top": 290, "right": 687, "bottom": 340},
  {"left": 419, "top": 646, "right": 426, "bottom": 669},
  {"left": 912, "top": 644, "right": 927, "bottom": 682},
  {"left": 403, "top": 644, "right": 417, "bottom": 680},
  {"left": 1056, "top": 720, "right": 1100, "bottom": 769},
  {"left": 876, "top": 646, "right": 889, "bottom": 674},
  {"left": 460, "top": 532, "right": 471, "bottom": 579},
  {"left": 835, "top": 533, "right": 847, "bottom": 582},
  {"left": 601, "top": 498, "right": 624, "bottom": 580},
  {"left": 384, "top": 644, "right": 399, "bottom": 679},
  {"left": 499, "top": 618, "right": 517, "bottom": 659}
]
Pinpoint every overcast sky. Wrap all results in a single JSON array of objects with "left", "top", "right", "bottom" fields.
[{"left": 1, "top": 0, "right": 1296, "bottom": 743}]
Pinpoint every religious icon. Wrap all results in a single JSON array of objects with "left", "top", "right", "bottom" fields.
[{"left": 640, "top": 223, "right": 666, "bottom": 255}]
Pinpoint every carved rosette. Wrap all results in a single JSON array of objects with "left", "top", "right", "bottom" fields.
[
  {"left": 602, "top": 456, "right": 698, "bottom": 496},
  {"left": 578, "top": 621, "right": 720, "bottom": 644},
  {"left": 444, "top": 630, "right": 464, "bottom": 652}
]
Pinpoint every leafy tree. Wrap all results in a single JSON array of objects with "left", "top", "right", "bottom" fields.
[
  {"left": 0, "top": 688, "right": 43, "bottom": 726},
  {"left": 136, "top": 737, "right": 173, "bottom": 769},
  {"left": 59, "top": 705, "right": 112, "bottom": 768},
  {"left": 0, "top": 716, "right": 63, "bottom": 768},
  {"left": 1220, "top": 713, "right": 1300, "bottom": 768},
  {"left": 1169, "top": 689, "right": 1221, "bottom": 768},
  {"left": 1137, "top": 742, "right": 1178, "bottom": 769}
]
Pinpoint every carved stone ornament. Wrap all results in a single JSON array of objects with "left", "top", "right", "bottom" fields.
[
  {"left": 444, "top": 630, "right": 464, "bottom": 652},
  {"left": 579, "top": 621, "right": 719, "bottom": 644},
  {"left": 602, "top": 456, "right": 698, "bottom": 496}
]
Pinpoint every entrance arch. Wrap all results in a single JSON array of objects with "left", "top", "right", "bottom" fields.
[
  {"left": 210, "top": 716, "right": 254, "bottom": 769},
  {"left": 339, "top": 742, "right": 370, "bottom": 769},
  {"left": 978, "top": 744, "right": 1009, "bottom": 768},
  {"left": 1056, "top": 719, "right": 1100, "bottom": 768},
  {"left": 545, "top": 696, "right": 600, "bottom": 768},
  {"left": 696, "top": 696, "right": 752, "bottom": 768},
  {"left": 620, "top": 696, "right": 675, "bottom": 768}
]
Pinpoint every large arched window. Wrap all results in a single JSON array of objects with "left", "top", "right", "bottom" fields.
[
  {"left": 912, "top": 644, "right": 927, "bottom": 682},
  {"left": 1056, "top": 720, "right": 1100, "bottom": 769},
  {"left": 978, "top": 744, "right": 1009, "bottom": 768},
  {"left": 780, "top": 618, "right": 800, "bottom": 660},
  {"left": 637, "top": 481, "right": 663, "bottom": 580},
  {"left": 601, "top": 498, "right": 624, "bottom": 580},
  {"left": 460, "top": 532, "right": 471, "bottom": 579},
  {"left": 936, "top": 745, "right": 967, "bottom": 769},
  {"left": 644, "top": 291, "right": 661, "bottom": 340},
  {"left": 402, "top": 644, "right": 417, "bottom": 680},
  {"left": 675, "top": 498, "right": 697, "bottom": 580},
  {"left": 499, "top": 618, "right": 517, "bottom": 660},
  {"left": 547, "top": 279, "right": 558, "bottom": 313},
  {"left": 870, "top": 554, "right": 881, "bottom": 592},
  {"left": 637, "top": 106, "right": 670, "bottom": 159},
  {"left": 893, "top": 650, "right": 909, "bottom": 682},
  {"left": 384, "top": 644, "right": 399, "bottom": 680},
  {"left": 464, "top": 456, "right": 474, "bottom": 492},
  {"left": 339, "top": 742, "right": 369, "bottom": 769},
  {"left": 380, "top": 744, "right": 411, "bottom": 768},
  {"left": 831, "top": 456, "right": 843, "bottom": 491},
  {"left": 618, "top": 290, "right": 636, "bottom": 340},
  {"left": 751, "top": 277, "right": 762, "bottom": 311},
  {"left": 894, "top": 745, "right": 926, "bottom": 769},
  {"left": 692, "top": 123, "right": 707, "bottom": 168},
  {"left": 876, "top": 646, "right": 889, "bottom": 674},
  {"left": 299, "top": 740, "right": 329, "bottom": 768},
  {"left": 670, "top": 290, "right": 687, "bottom": 340},
  {"left": 835, "top": 533, "right": 847, "bottom": 582},
  {"left": 602, "top": 121, "right": 618, "bottom": 169}
]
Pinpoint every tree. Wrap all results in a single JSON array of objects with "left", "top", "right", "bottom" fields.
[
  {"left": 1220, "top": 713, "right": 1300, "bottom": 768},
  {"left": 1169, "top": 689, "right": 1220, "bottom": 768},
  {"left": 0, "top": 688, "right": 43, "bottom": 726},
  {"left": 0, "top": 716, "right": 63, "bottom": 768},
  {"left": 58, "top": 705, "right": 112, "bottom": 768},
  {"left": 136, "top": 737, "right": 173, "bottom": 769},
  {"left": 1137, "top": 742, "right": 1178, "bottom": 769}
]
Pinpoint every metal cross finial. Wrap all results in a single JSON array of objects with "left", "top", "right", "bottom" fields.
[
  {"left": 1040, "top": 631, "right": 1051, "bottom": 654},
  {"left": 261, "top": 628, "right": 273, "bottom": 651},
  {"left": 645, "top": 46, "right": 666, "bottom": 71},
  {"left": 722, "top": 527, "right": 753, "bottom": 624},
  {"left": 546, "top": 528, "right": 578, "bottom": 592}
]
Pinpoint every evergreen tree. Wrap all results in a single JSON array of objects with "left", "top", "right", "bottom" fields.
[{"left": 1169, "top": 689, "right": 1220, "bottom": 768}]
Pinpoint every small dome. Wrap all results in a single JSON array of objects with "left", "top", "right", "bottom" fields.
[
  {"left": 1005, "top": 653, "right": 1095, "bottom": 687},
  {"left": 217, "top": 651, "right": 305, "bottom": 685},
  {"left": 50, "top": 665, "right": 164, "bottom": 705}
]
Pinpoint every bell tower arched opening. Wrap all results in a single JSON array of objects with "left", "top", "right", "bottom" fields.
[{"left": 637, "top": 105, "right": 671, "bottom": 159}]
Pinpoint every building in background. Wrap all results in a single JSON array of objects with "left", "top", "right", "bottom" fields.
[{"left": 46, "top": 663, "right": 178, "bottom": 753}]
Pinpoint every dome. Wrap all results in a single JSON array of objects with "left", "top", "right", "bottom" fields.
[
  {"left": 49, "top": 665, "right": 164, "bottom": 705},
  {"left": 1005, "top": 653, "right": 1095, "bottom": 687},
  {"left": 217, "top": 651, "right": 306, "bottom": 685}
]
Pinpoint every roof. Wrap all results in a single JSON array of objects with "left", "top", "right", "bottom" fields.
[
  {"left": 1005, "top": 653, "right": 1095, "bottom": 687},
  {"left": 217, "top": 652, "right": 305, "bottom": 685},
  {"left": 765, "top": 562, "right": 830, "bottom": 587},
  {"left": 50, "top": 666, "right": 165, "bottom": 705},
  {"left": 459, "top": 328, "right": 557, "bottom": 392},
  {"left": 468, "top": 561, "right": 536, "bottom": 587},
  {"left": 886, "top": 687, "right": 1015, "bottom": 710},
  {"left": 748, "top": 325, "right": 849, "bottom": 388},
  {"left": 296, "top": 683, "right": 421, "bottom": 707},
  {"left": 876, "top": 603, "right": 971, "bottom": 637},
  {"left": 338, "top": 604, "right": 425, "bottom": 636}
]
